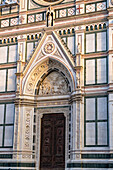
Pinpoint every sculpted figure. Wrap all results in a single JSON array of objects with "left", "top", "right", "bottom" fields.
[{"left": 46, "top": 6, "right": 54, "bottom": 27}]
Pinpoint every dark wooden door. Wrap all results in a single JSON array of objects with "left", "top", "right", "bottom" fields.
[{"left": 40, "top": 113, "right": 65, "bottom": 170}]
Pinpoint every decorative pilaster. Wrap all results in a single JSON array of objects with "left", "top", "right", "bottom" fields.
[
  {"left": 16, "top": 35, "right": 27, "bottom": 94},
  {"left": 70, "top": 93, "right": 82, "bottom": 160},
  {"left": 13, "top": 106, "right": 34, "bottom": 160},
  {"left": 20, "top": 0, "right": 27, "bottom": 12},
  {"left": 75, "top": 55, "right": 83, "bottom": 89},
  {"left": 19, "top": 0, "right": 27, "bottom": 25}
]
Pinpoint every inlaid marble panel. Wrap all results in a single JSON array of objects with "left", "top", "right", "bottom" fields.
[
  {"left": 0, "top": 46, "right": 7, "bottom": 63},
  {"left": 86, "top": 98, "right": 95, "bottom": 120},
  {"left": 7, "top": 68, "right": 16, "bottom": 91},
  {"left": 86, "top": 33, "right": 95, "bottom": 53},
  {"left": 4, "top": 126, "right": 13, "bottom": 146},
  {"left": 97, "top": 32, "right": 106, "bottom": 51},
  {"left": 0, "top": 70, "right": 6, "bottom": 92},
  {"left": 86, "top": 59, "right": 95, "bottom": 84},
  {"left": 97, "top": 97, "right": 107, "bottom": 120},
  {"left": 86, "top": 123, "right": 95, "bottom": 145},
  {"left": 9, "top": 45, "right": 17, "bottom": 62},
  {"left": 97, "top": 58, "right": 106, "bottom": 83},
  {"left": 6, "top": 104, "right": 15, "bottom": 124}
]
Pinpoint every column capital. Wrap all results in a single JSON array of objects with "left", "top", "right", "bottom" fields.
[{"left": 69, "top": 92, "right": 83, "bottom": 103}]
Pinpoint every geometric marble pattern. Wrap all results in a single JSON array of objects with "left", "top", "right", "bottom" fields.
[
  {"left": 76, "top": 4, "right": 84, "bottom": 15},
  {"left": 86, "top": 4, "right": 95, "bottom": 13},
  {"left": 68, "top": 8, "right": 75, "bottom": 16},
  {"left": 28, "top": 15, "right": 35, "bottom": 23},
  {"left": 97, "top": 2, "right": 106, "bottom": 11},
  {"left": 59, "top": 9, "right": 66, "bottom": 17},
  {"left": 36, "top": 13, "right": 43, "bottom": 22},
  {"left": 1, "top": 19, "right": 9, "bottom": 27},
  {"left": 10, "top": 18, "right": 19, "bottom": 26}
]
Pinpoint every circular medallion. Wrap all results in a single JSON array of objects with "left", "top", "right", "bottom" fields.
[
  {"left": 32, "top": 0, "right": 64, "bottom": 6},
  {"left": 44, "top": 42, "right": 55, "bottom": 54}
]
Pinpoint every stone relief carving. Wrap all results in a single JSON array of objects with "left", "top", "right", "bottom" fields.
[
  {"left": 46, "top": 6, "right": 54, "bottom": 27},
  {"left": 24, "top": 110, "right": 31, "bottom": 149},
  {"left": 26, "top": 60, "right": 49, "bottom": 93},
  {"left": 38, "top": 71, "right": 69, "bottom": 95},
  {"left": 44, "top": 42, "right": 55, "bottom": 54}
]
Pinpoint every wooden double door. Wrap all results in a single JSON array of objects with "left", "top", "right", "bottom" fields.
[{"left": 40, "top": 113, "right": 65, "bottom": 170}]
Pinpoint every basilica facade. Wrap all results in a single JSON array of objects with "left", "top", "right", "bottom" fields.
[{"left": 0, "top": 0, "right": 113, "bottom": 169}]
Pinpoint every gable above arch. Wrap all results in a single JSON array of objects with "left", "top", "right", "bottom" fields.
[
  {"left": 22, "top": 31, "right": 76, "bottom": 95},
  {"left": 23, "top": 31, "right": 75, "bottom": 78}
]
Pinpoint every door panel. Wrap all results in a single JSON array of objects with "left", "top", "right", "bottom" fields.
[{"left": 40, "top": 113, "right": 65, "bottom": 170}]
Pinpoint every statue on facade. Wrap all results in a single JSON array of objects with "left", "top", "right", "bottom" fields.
[{"left": 46, "top": 6, "right": 54, "bottom": 27}]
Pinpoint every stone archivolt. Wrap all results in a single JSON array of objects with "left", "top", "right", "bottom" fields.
[{"left": 24, "top": 59, "right": 73, "bottom": 95}]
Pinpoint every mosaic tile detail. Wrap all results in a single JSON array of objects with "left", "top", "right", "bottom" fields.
[
  {"left": 36, "top": 13, "right": 42, "bottom": 22},
  {"left": 59, "top": 9, "right": 66, "bottom": 17},
  {"left": 97, "top": 2, "right": 106, "bottom": 11},
  {"left": 76, "top": 4, "right": 84, "bottom": 15},
  {"left": 68, "top": 8, "right": 75, "bottom": 16},
  {"left": 1, "top": 19, "right": 9, "bottom": 27},
  {"left": 86, "top": 4, "right": 95, "bottom": 13},
  {"left": 10, "top": 18, "right": 18, "bottom": 26},
  {"left": 28, "top": 15, "right": 35, "bottom": 23}
]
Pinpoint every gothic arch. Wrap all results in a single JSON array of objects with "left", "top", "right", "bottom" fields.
[{"left": 23, "top": 58, "right": 75, "bottom": 95}]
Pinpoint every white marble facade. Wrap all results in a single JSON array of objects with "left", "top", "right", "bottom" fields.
[{"left": 0, "top": 0, "right": 113, "bottom": 169}]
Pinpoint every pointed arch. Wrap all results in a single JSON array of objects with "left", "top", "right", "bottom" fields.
[{"left": 22, "top": 57, "right": 75, "bottom": 95}]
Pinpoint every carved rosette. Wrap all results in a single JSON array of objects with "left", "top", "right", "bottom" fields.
[{"left": 44, "top": 42, "right": 55, "bottom": 54}]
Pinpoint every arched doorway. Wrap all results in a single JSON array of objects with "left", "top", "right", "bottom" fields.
[
  {"left": 34, "top": 66, "right": 72, "bottom": 170},
  {"left": 22, "top": 58, "right": 75, "bottom": 170}
]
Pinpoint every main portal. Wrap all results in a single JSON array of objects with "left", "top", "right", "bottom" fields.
[{"left": 40, "top": 113, "right": 65, "bottom": 170}]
